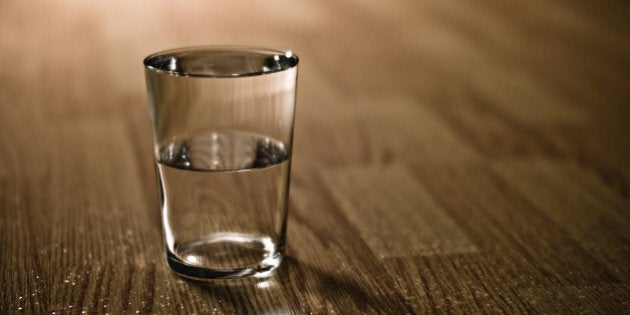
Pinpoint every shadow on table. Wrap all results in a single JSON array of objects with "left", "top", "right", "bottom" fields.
[{"left": 189, "top": 256, "right": 408, "bottom": 313}]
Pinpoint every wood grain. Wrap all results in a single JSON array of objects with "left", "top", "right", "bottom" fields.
[
  {"left": 1, "top": 0, "right": 629, "bottom": 313},
  {"left": 320, "top": 165, "right": 476, "bottom": 257}
]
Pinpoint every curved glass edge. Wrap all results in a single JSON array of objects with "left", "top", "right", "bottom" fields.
[{"left": 143, "top": 45, "right": 299, "bottom": 78}]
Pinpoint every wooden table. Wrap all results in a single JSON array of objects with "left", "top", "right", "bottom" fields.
[{"left": 1, "top": 0, "right": 628, "bottom": 313}]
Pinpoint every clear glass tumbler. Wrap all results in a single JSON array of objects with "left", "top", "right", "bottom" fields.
[{"left": 143, "top": 46, "right": 298, "bottom": 280}]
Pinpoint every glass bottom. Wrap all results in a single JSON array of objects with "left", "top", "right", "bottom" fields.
[{"left": 166, "top": 232, "right": 283, "bottom": 280}]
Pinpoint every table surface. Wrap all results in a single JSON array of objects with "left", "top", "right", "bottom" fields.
[{"left": 1, "top": 0, "right": 629, "bottom": 313}]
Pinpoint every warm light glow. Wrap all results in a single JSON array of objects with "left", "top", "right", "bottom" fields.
[
  {"left": 256, "top": 281, "right": 271, "bottom": 289},
  {"left": 168, "top": 58, "right": 177, "bottom": 71},
  {"left": 185, "top": 255, "right": 199, "bottom": 264}
]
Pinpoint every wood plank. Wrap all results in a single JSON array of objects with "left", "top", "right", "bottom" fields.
[
  {"left": 320, "top": 165, "right": 476, "bottom": 257},
  {"left": 518, "top": 284, "right": 630, "bottom": 313},
  {"left": 293, "top": 93, "right": 480, "bottom": 168},
  {"left": 383, "top": 255, "right": 534, "bottom": 313},
  {"left": 286, "top": 173, "right": 416, "bottom": 313},
  {"left": 1, "top": 0, "right": 629, "bottom": 312},
  {"left": 492, "top": 159, "right": 630, "bottom": 281},
  {"left": 410, "top": 163, "right": 621, "bottom": 287}
]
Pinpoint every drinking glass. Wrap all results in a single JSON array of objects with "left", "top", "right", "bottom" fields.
[{"left": 143, "top": 46, "right": 298, "bottom": 280}]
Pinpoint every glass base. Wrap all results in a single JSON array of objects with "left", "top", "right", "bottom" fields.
[{"left": 166, "top": 233, "right": 283, "bottom": 280}]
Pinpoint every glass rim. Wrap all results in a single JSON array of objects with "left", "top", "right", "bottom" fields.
[{"left": 143, "top": 45, "right": 299, "bottom": 78}]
